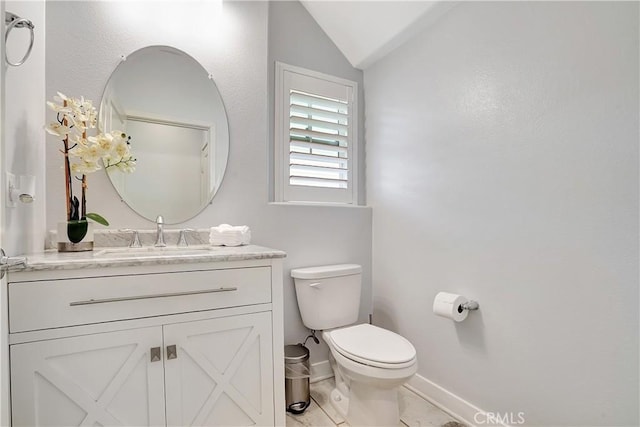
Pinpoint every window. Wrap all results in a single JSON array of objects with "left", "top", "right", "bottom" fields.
[{"left": 275, "top": 62, "right": 358, "bottom": 204}]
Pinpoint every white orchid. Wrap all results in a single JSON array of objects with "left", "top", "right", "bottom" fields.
[
  {"left": 45, "top": 92, "right": 136, "bottom": 230},
  {"left": 44, "top": 122, "right": 72, "bottom": 137},
  {"left": 89, "top": 132, "right": 116, "bottom": 154},
  {"left": 71, "top": 141, "right": 104, "bottom": 164},
  {"left": 102, "top": 131, "right": 136, "bottom": 173},
  {"left": 46, "top": 101, "right": 72, "bottom": 113},
  {"left": 53, "top": 91, "right": 68, "bottom": 102},
  {"left": 46, "top": 94, "right": 135, "bottom": 171},
  {"left": 114, "top": 139, "right": 130, "bottom": 158},
  {"left": 47, "top": 93, "right": 99, "bottom": 132},
  {"left": 71, "top": 159, "right": 101, "bottom": 175}
]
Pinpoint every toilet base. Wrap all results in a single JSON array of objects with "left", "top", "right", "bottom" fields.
[
  {"left": 329, "top": 387, "right": 349, "bottom": 420},
  {"left": 329, "top": 381, "right": 401, "bottom": 427}
]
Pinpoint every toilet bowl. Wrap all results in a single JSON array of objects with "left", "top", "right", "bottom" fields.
[
  {"left": 291, "top": 264, "right": 418, "bottom": 427},
  {"left": 323, "top": 324, "right": 417, "bottom": 426}
]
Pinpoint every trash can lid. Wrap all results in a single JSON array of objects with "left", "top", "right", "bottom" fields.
[{"left": 285, "top": 344, "right": 309, "bottom": 363}]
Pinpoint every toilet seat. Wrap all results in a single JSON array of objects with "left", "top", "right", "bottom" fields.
[{"left": 327, "top": 324, "right": 416, "bottom": 369}]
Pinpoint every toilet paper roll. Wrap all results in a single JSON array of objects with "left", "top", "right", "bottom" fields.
[{"left": 433, "top": 292, "right": 469, "bottom": 322}]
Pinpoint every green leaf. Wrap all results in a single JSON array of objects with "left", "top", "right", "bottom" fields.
[{"left": 86, "top": 212, "right": 109, "bottom": 226}]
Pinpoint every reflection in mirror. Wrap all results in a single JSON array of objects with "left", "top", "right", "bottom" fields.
[{"left": 99, "top": 46, "right": 229, "bottom": 224}]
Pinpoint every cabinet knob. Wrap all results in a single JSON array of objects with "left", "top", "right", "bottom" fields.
[
  {"left": 150, "top": 347, "right": 161, "bottom": 362},
  {"left": 166, "top": 344, "right": 178, "bottom": 360}
]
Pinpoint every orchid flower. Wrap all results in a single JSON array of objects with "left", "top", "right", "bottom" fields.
[{"left": 45, "top": 93, "right": 136, "bottom": 235}]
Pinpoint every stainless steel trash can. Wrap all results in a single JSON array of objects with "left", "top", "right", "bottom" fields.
[{"left": 284, "top": 344, "right": 310, "bottom": 414}]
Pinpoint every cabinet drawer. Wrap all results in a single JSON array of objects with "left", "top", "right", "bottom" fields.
[{"left": 9, "top": 267, "right": 271, "bottom": 333}]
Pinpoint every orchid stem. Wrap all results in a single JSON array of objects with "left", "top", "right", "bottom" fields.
[
  {"left": 81, "top": 129, "right": 87, "bottom": 219},
  {"left": 62, "top": 100, "right": 73, "bottom": 222}
]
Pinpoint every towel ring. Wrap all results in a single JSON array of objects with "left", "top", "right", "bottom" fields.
[{"left": 5, "top": 11, "right": 35, "bottom": 67}]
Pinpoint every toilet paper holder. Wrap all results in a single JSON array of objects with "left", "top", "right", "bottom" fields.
[{"left": 459, "top": 300, "right": 479, "bottom": 312}]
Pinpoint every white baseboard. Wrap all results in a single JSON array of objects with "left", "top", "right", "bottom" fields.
[
  {"left": 310, "top": 360, "right": 333, "bottom": 383},
  {"left": 406, "top": 374, "right": 508, "bottom": 427}
]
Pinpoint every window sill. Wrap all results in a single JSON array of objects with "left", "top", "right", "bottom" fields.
[{"left": 268, "top": 202, "right": 371, "bottom": 210}]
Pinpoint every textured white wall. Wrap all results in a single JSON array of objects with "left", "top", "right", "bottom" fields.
[
  {"left": 365, "top": 2, "right": 638, "bottom": 425},
  {"left": 46, "top": 1, "right": 372, "bottom": 366},
  {"left": 267, "top": 0, "right": 372, "bottom": 366},
  {"left": 4, "top": 0, "right": 46, "bottom": 256},
  {"left": 2, "top": 1, "right": 45, "bottom": 423},
  {"left": 268, "top": 0, "right": 366, "bottom": 205}
]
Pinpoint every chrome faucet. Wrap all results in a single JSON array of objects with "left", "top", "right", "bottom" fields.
[{"left": 155, "top": 215, "right": 166, "bottom": 247}]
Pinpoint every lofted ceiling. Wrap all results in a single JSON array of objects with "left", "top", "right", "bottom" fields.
[{"left": 300, "top": 1, "right": 456, "bottom": 70}]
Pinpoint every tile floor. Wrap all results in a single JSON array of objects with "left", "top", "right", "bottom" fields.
[{"left": 285, "top": 378, "right": 465, "bottom": 427}]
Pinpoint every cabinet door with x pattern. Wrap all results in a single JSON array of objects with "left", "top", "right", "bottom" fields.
[
  {"left": 163, "top": 311, "right": 274, "bottom": 427},
  {"left": 10, "top": 326, "right": 166, "bottom": 426}
]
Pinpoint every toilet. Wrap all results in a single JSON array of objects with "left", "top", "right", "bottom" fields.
[{"left": 291, "top": 264, "right": 417, "bottom": 426}]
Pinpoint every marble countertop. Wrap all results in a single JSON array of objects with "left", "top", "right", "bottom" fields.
[{"left": 12, "top": 244, "right": 286, "bottom": 272}]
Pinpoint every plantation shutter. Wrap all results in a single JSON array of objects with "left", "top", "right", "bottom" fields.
[
  {"left": 289, "top": 91, "right": 349, "bottom": 189},
  {"left": 276, "top": 63, "right": 357, "bottom": 204}
]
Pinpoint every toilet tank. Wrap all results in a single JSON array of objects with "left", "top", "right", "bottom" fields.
[{"left": 291, "top": 264, "right": 362, "bottom": 331}]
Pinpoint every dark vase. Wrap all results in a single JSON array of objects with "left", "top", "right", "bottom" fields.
[{"left": 57, "top": 220, "right": 93, "bottom": 252}]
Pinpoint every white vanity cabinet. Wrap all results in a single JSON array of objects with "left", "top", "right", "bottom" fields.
[{"left": 6, "top": 251, "right": 285, "bottom": 427}]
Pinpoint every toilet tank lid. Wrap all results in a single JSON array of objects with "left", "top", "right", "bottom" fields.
[{"left": 291, "top": 264, "right": 362, "bottom": 279}]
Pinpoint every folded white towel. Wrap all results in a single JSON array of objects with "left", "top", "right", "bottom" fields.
[
  {"left": 211, "top": 224, "right": 250, "bottom": 234},
  {"left": 210, "top": 224, "right": 251, "bottom": 246}
]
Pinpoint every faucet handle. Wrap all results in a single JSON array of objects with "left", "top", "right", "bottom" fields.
[
  {"left": 120, "top": 229, "right": 142, "bottom": 248},
  {"left": 177, "top": 229, "right": 194, "bottom": 247},
  {"left": 156, "top": 215, "right": 164, "bottom": 224}
]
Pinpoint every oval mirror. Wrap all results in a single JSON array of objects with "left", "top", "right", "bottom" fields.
[{"left": 99, "top": 46, "right": 229, "bottom": 224}]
